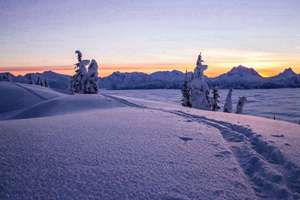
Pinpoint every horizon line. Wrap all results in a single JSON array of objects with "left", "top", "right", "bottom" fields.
[{"left": 1, "top": 64, "right": 299, "bottom": 78}]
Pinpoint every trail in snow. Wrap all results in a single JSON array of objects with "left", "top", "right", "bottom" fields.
[
  {"left": 105, "top": 94, "right": 300, "bottom": 200},
  {"left": 171, "top": 111, "right": 300, "bottom": 199},
  {"left": 102, "top": 94, "right": 146, "bottom": 109}
]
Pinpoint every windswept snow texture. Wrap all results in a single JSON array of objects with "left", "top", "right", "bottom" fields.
[{"left": 1, "top": 82, "right": 300, "bottom": 199}]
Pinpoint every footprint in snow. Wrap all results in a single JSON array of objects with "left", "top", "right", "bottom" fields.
[
  {"left": 214, "top": 150, "right": 231, "bottom": 159},
  {"left": 178, "top": 136, "right": 193, "bottom": 142},
  {"left": 271, "top": 134, "right": 285, "bottom": 138}
]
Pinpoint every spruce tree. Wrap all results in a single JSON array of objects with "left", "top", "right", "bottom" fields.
[
  {"left": 212, "top": 87, "right": 220, "bottom": 111},
  {"left": 71, "top": 50, "right": 84, "bottom": 94},
  {"left": 236, "top": 96, "right": 247, "bottom": 114},
  {"left": 71, "top": 50, "right": 99, "bottom": 94},
  {"left": 181, "top": 70, "right": 191, "bottom": 107},
  {"left": 224, "top": 89, "right": 233, "bottom": 113}
]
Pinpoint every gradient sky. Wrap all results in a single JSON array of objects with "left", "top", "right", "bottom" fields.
[{"left": 0, "top": 0, "right": 300, "bottom": 77}]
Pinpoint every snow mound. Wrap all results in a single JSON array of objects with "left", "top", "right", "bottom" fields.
[
  {"left": 0, "top": 82, "right": 62, "bottom": 114},
  {"left": 10, "top": 94, "right": 126, "bottom": 120},
  {"left": 0, "top": 82, "right": 126, "bottom": 120}
]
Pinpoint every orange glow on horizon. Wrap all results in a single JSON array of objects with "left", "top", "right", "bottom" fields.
[{"left": 1, "top": 63, "right": 299, "bottom": 78}]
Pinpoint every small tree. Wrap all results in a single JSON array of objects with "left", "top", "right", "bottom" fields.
[
  {"left": 71, "top": 54, "right": 80, "bottom": 93},
  {"left": 71, "top": 50, "right": 86, "bottom": 94},
  {"left": 85, "top": 59, "right": 99, "bottom": 94},
  {"left": 224, "top": 89, "right": 233, "bottom": 113},
  {"left": 28, "top": 74, "right": 33, "bottom": 84},
  {"left": 181, "top": 70, "right": 191, "bottom": 107},
  {"left": 211, "top": 87, "right": 220, "bottom": 111},
  {"left": 236, "top": 96, "right": 247, "bottom": 114}
]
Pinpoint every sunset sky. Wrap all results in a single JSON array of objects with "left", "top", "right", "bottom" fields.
[{"left": 0, "top": 0, "right": 300, "bottom": 77}]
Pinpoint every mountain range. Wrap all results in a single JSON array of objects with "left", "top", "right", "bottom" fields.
[
  {"left": 0, "top": 65, "right": 299, "bottom": 91},
  {"left": 100, "top": 65, "right": 300, "bottom": 90}
]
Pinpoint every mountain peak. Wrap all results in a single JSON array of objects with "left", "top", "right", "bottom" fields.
[
  {"left": 227, "top": 65, "right": 261, "bottom": 77},
  {"left": 279, "top": 68, "right": 296, "bottom": 77}
]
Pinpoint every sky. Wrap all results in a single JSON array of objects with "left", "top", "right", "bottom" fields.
[{"left": 0, "top": 0, "right": 300, "bottom": 77}]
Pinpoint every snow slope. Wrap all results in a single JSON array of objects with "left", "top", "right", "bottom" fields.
[
  {"left": 0, "top": 82, "right": 64, "bottom": 119},
  {"left": 1, "top": 82, "right": 300, "bottom": 199},
  {"left": 0, "top": 82, "right": 125, "bottom": 120}
]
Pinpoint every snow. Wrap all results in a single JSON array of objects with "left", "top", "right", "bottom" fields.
[
  {"left": 1, "top": 82, "right": 300, "bottom": 199},
  {"left": 0, "top": 82, "right": 62, "bottom": 119},
  {"left": 190, "top": 53, "right": 211, "bottom": 110},
  {"left": 71, "top": 51, "right": 99, "bottom": 94},
  {"left": 223, "top": 89, "right": 233, "bottom": 113},
  {"left": 103, "top": 88, "right": 300, "bottom": 123}
]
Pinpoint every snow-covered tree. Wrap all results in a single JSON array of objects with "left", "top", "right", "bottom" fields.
[
  {"left": 0, "top": 72, "right": 13, "bottom": 82},
  {"left": 71, "top": 50, "right": 88, "bottom": 93},
  {"left": 211, "top": 87, "right": 220, "bottom": 111},
  {"left": 28, "top": 74, "right": 33, "bottom": 84},
  {"left": 181, "top": 70, "right": 191, "bottom": 107},
  {"left": 236, "top": 96, "right": 247, "bottom": 114},
  {"left": 190, "top": 53, "right": 211, "bottom": 110},
  {"left": 71, "top": 50, "right": 99, "bottom": 94},
  {"left": 25, "top": 73, "right": 48, "bottom": 87},
  {"left": 223, "top": 89, "right": 233, "bottom": 113},
  {"left": 86, "top": 59, "right": 99, "bottom": 94}
]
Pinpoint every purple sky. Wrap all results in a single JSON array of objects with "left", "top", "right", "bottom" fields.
[{"left": 0, "top": 0, "right": 300, "bottom": 76}]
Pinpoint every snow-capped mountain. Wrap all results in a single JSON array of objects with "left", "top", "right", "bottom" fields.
[
  {"left": 209, "top": 65, "right": 264, "bottom": 89},
  {"left": 261, "top": 68, "right": 300, "bottom": 88},
  {"left": 100, "top": 70, "right": 188, "bottom": 89},
  {"left": 40, "top": 71, "right": 71, "bottom": 93},
  {"left": 217, "top": 65, "right": 262, "bottom": 80},
  {"left": 0, "top": 71, "right": 72, "bottom": 93},
  {"left": 100, "top": 66, "right": 300, "bottom": 90},
  {"left": 1, "top": 66, "right": 299, "bottom": 90},
  {"left": 272, "top": 68, "right": 297, "bottom": 79}
]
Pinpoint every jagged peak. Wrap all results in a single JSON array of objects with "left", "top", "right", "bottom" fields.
[
  {"left": 228, "top": 65, "right": 261, "bottom": 77},
  {"left": 278, "top": 67, "right": 296, "bottom": 76}
]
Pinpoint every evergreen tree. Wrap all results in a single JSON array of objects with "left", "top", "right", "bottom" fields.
[
  {"left": 71, "top": 50, "right": 99, "bottom": 94},
  {"left": 211, "top": 87, "right": 220, "bottom": 111},
  {"left": 85, "top": 59, "right": 99, "bottom": 94},
  {"left": 181, "top": 70, "right": 191, "bottom": 107},
  {"left": 190, "top": 53, "right": 211, "bottom": 110},
  {"left": 28, "top": 74, "right": 33, "bottom": 84},
  {"left": 37, "top": 77, "right": 41, "bottom": 86},
  {"left": 71, "top": 50, "right": 87, "bottom": 94},
  {"left": 224, "top": 89, "right": 233, "bottom": 113},
  {"left": 236, "top": 96, "right": 247, "bottom": 114}
]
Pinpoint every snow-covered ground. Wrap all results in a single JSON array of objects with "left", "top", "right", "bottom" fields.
[
  {"left": 103, "top": 88, "right": 300, "bottom": 124},
  {"left": 1, "top": 82, "right": 300, "bottom": 199}
]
